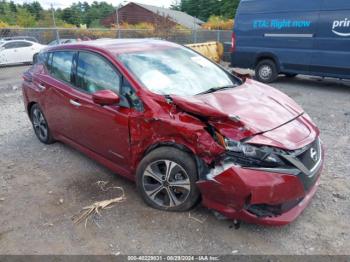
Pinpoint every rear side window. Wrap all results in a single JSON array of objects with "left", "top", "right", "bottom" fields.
[
  {"left": 76, "top": 52, "right": 121, "bottom": 94},
  {"left": 3, "top": 42, "right": 17, "bottom": 49},
  {"left": 16, "top": 41, "right": 32, "bottom": 48},
  {"left": 51, "top": 51, "right": 75, "bottom": 84},
  {"left": 4, "top": 41, "right": 32, "bottom": 49}
]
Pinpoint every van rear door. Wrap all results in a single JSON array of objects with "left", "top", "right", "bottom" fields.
[{"left": 310, "top": 0, "right": 350, "bottom": 78}]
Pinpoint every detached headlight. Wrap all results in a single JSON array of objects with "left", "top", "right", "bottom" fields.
[{"left": 215, "top": 132, "right": 285, "bottom": 167}]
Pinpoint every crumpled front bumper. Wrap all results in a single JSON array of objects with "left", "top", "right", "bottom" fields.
[{"left": 196, "top": 151, "right": 324, "bottom": 226}]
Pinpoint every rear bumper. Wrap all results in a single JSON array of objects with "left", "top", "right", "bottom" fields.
[{"left": 197, "top": 154, "right": 323, "bottom": 226}]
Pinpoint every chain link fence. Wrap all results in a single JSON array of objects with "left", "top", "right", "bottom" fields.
[{"left": 0, "top": 27, "right": 232, "bottom": 44}]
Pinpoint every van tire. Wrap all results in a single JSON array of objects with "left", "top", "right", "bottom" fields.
[{"left": 255, "top": 59, "right": 278, "bottom": 83}]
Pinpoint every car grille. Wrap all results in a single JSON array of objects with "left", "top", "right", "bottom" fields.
[
  {"left": 278, "top": 137, "right": 322, "bottom": 191},
  {"left": 283, "top": 137, "right": 322, "bottom": 191},
  {"left": 296, "top": 138, "right": 321, "bottom": 172}
]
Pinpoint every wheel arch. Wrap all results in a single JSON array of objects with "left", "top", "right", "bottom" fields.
[
  {"left": 27, "top": 101, "right": 37, "bottom": 116},
  {"left": 255, "top": 53, "right": 281, "bottom": 72},
  {"left": 143, "top": 142, "right": 195, "bottom": 160},
  {"left": 141, "top": 142, "right": 208, "bottom": 180}
]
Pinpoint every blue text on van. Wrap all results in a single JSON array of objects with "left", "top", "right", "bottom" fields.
[{"left": 253, "top": 20, "right": 312, "bottom": 29}]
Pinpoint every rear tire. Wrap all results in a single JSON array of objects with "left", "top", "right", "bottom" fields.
[
  {"left": 255, "top": 59, "right": 278, "bottom": 83},
  {"left": 30, "top": 104, "right": 55, "bottom": 144},
  {"left": 136, "top": 147, "right": 200, "bottom": 212}
]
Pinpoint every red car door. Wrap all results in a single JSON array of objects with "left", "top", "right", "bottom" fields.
[
  {"left": 66, "top": 51, "right": 132, "bottom": 171},
  {"left": 38, "top": 51, "right": 77, "bottom": 138}
]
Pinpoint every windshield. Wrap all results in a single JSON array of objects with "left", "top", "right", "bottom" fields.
[{"left": 118, "top": 46, "right": 239, "bottom": 97}]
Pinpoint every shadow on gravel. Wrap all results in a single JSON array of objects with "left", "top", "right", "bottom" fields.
[{"left": 273, "top": 76, "right": 350, "bottom": 94}]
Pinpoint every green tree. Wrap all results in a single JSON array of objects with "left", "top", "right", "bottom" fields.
[
  {"left": 84, "top": 1, "right": 114, "bottom": 27},
  {"left": 60, "top": 4, "right": 83, "bottom": 26},
  {"left": 9, "top": 1, "right": 16, "bottom": 13},
  {"left": 0, "top": 0, "right": 116, "bottom": 28},
  {"left": 172, "top": 0, "right": 240, "bottom": 21},
  {"left": 0, "top": 0, "right": 17, "bottom": 25},
  {"left": 23, "top": 1, "right": 43, "bottom": 20},
  {"left": 16, "top": 8, "right": 36, "bottom": 27},
  {"left": 220, "top": 0, "right": 240, "bottom": 18}
]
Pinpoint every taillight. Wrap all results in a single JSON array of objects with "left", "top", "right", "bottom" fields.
[{"left": 231, "top": 32, "right": 236, "bottom": 52}]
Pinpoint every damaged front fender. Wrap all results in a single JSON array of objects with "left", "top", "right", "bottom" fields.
[{"left": 128, "top": 106, "right": 226, "bottom": 173}]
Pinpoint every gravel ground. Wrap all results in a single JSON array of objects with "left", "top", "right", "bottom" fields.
[{"left": 0, "top": 65, "right": 349, "bottom": 255}]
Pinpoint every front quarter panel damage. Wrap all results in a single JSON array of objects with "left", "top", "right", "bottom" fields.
[{"left": 128, "top": 104, "right": 225, "bottom": 173}]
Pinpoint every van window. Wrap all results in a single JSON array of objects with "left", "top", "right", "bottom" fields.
[
  {"left": 51, "top": 51, "right": 75, "bottom": 84},
  {"left": 76, "top": 52, "right": 121, "bottom": 94}
]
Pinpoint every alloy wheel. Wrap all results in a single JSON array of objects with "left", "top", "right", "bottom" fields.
[
  {"left": 142, "top": 160, "right": 191, "bottom": 208},
  {"left": 32, "top": 108, "right": 48, "bottom": 141}
]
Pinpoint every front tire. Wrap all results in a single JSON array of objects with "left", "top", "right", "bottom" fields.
[
  {"left": 136, "top": 147, "right": 200, "bottom": 211},
  {"left": 30, "top": 104, "right": 55, "bottom": 144},
  {"left": 255, "top": 59, "right": 278, "bottom": 83}
]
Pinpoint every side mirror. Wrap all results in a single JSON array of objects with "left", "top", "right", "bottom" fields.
[{"left": 92, "top": 90, "right": 120, "bottom": 106}]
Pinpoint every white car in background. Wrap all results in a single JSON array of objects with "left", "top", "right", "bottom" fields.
[{"left": 0, "top": 40, "right": 46, "bottom": 66}]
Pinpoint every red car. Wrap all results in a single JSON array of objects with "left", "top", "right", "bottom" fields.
[{"left": 22, "top": 39, "right": 324, "bottom": 226}]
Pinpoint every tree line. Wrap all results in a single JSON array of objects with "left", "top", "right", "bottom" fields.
[
  {"left": 171, "top": 0, "right": 240, "bottom": 21},
  {"left": 0, "top": 0, "right": 115, "bottom": 28}
]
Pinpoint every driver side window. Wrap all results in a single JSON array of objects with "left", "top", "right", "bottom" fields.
[{"left": 76, "top": 52, "right": 121, "bottom": 94}]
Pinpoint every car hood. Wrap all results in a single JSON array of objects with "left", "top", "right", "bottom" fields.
[{"left": 171, "top": 79, "right": 304, "bottom": 135}]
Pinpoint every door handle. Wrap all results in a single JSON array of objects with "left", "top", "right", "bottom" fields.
[{"left": 70, "top": 99, "right": 81, "bottom": 107}]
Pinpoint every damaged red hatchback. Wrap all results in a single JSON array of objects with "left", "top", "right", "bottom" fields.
[{"left": 22, "top": 39, "right": 324, "bottom": 226}]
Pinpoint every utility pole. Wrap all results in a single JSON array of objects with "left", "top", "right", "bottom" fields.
[
  {"left": 116, "top": 6, "right": 120, "bottom": 38},
  {"left": 116, "top": 1, "right": 126, "bottom": 38},
  {"left": 51, "top": 3, "right": 60, "bottom": 42},
  {"left": 193, "top": 16, "right": 198, "bottom": 43}
]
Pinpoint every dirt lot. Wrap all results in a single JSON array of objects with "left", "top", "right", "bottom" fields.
[{"left": 0, "top": 65, "right": 349, "bottom": 255}]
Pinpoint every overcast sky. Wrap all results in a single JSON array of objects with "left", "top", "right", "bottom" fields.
[{"left": 13, "top": 0, "right": 175, "bottom": 9}]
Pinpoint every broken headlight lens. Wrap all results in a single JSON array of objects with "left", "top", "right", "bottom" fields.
[{"left": 223, "top": 137, "right": 285, "bottom": 167}]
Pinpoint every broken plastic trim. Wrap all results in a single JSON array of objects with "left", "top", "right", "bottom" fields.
[
  {"left": 245, "top": 167, "right": 300, "bottom": 176},
  {"left": 201, "top": 155, "right": 241, "bottom": 182},
  {"left": 206, "top": 161, "right": 238, "bottom": 182},
  {"left": 246, "top": 198, "right": 304, "bottom": 218}
]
